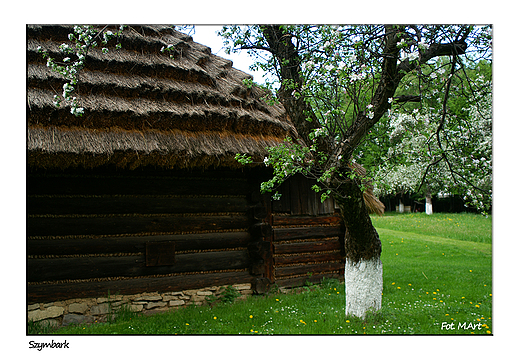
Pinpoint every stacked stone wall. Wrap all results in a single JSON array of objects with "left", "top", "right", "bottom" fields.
[{"left": 28, "top": 283, "right": 253, "bottom": 329}]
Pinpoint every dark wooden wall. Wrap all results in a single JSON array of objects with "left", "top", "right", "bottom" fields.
[
  {"left": 268, "top": 174, "right": 345, "bottom": 288},
  {"left": 27, "top": 169, "right": 345, "bottom": 304},
  {"left": 27, "top": 167, "right": 262, "bottom": 304}
]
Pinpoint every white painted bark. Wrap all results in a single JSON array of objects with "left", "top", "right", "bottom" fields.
[
  {"left": 425, "top": 192, "right": 433, "bottom": 215},
  {"left": 398, "top": 200, "right": 404, "bottom": 213},
  {"left": 344, "top": 257, "right": 383, "bottom": 319},
  {"left": 425, "top": 201, "right": 433, "bottom": 215}
]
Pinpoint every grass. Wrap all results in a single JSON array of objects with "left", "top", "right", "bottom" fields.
[
  {"left": 371, "top": 212, "right": 492, "bottom": 243},
  {"left": 31, "top": 212, "right": 492, "bottom": 335}
]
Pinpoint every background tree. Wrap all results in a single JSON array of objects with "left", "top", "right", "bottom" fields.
[
  {"left": 223, "top": 24, "right": 492, "bottom": 318},
  {"left": 360, "top": 59, "right": 492, "bottom": 214}
]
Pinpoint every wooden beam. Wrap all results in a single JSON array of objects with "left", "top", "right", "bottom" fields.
[
  {"left": 28, "top": 250, "right": 250, "bottom": 282},
  {"left": 274, "top": 252, "right": 343, "bottom": 266},
  {"left": 27, "top": 214, "right": 249, "bottom": 237},
  {"left": 273, "top": 239, "right": 342, "bottom": 255},
  {"left": 28, "top": 232, "right": 251, "bottom": 256},
  {"left": 272, "top": 214, "right": 341, "bottom": 226},
  {"left": 28, "top": 270, "right": 254, "bottom": 304},
  {"left": 275, "top": 261, "right": 343, "bottom": 278},
  {"left": 273, "top": 226, "right": 342, "bottom": 242},
  {"left": 28, "top": 195, "right": 248, "bottom": 215}
]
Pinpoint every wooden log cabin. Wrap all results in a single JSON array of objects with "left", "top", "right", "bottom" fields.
[{"left": 27, "top": 25, "right": 345, "bottom": 305}]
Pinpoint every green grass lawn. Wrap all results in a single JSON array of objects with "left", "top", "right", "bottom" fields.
[{"left": 33, "top": 212, "right": 492, "bottom": 335}]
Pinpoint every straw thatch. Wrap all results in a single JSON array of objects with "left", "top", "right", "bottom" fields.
[
  {"left": 352, "top": 162, "right": 385, "bottom": 216},
  {"left": 27, "top": 25, "right": 296, "bottom": 169}
]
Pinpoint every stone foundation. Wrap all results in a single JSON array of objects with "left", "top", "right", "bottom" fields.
[{"left": 28, "top": 283, "right": 253, "bottom": 329}]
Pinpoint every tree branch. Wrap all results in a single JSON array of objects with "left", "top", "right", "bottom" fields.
[{"left": 394, "top": 95, "right": 421, "bottom": 103}]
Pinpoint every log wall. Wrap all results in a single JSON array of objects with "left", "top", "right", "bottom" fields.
[
  {"left": 27, "top": 169, "right": 345, "bottom": 305},
  {"left": 269, "top": 174, "right": 345, "bottom": 288},
  {"left": 27, "top": 167, "right": 258, "bottom": 304}
]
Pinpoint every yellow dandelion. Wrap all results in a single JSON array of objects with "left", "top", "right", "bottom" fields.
[
  {"left": 397, "top": 286, "right": 401, "bottom": 289},
  {"left": 469, "top": 270, "right": 472, "bottom": 272},
  {"left": 392, "top": 282, "right": 395, "bottom": 285},
  {"left": 489, "top": 294, "right": 492, "bottom": 297},
  {"left": 433, "top": 291, "right": 437, "bottom": 294},
  {"left": 249, "top": 315, "right": 253, "bottom": 318},
  {"left": 214, "top": 316, "right": 217, "bottom": 320},
  {"left": 276, "top": 298, "right": 279, "bottom": 301},
  {"left": 433, "top": 298, "right": 437, "bottom": 300},
  {"left": 314, "top": 320, "right": 317, "bottom": 322},
  {"left": 486, "top": 330, "right": 491, "bottom": 334},
  {"left": 346, "top": 320, "right": 350, "bottom": 323},
  {"left": 476, "top": 304, "right": 480, "bottom": 308}
]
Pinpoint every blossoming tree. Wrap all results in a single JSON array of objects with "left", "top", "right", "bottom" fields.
[
  {"left": 358, "top": 59, "right": 492, "bottom": 214},
  {"left": 222, "top": 25, "right": 492, "bottom": 318}
]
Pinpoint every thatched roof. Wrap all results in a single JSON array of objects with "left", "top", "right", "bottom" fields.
[{"left": 27, "top": 25, "right": 296, "bottom": 169}]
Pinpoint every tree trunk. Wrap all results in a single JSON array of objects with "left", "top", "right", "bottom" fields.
[
  {"left": 425, "top": 187, "right": 433, "bottom": 215},
  {"left": 335, "top": 179, "right": 383, "bottom": 318}
]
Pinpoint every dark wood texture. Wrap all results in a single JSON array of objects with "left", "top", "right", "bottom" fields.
[
  {"left": 271, "top": 174, "right": 336, "bottom": 215},
  {"left": 28, "top": 271, "right": 254, "bottom": 304},
  {"left": 273, "top": 214, "right": 341, "bottom": 227},
  {"left": 274, "top": 252, "right": 343, "bottom": 266},
  {"left": 28, "top": 250, "right": 250, "bottom": 282},
  {"left": 28, "top": 214, "right": 249, "bottom": 237},
  {"left": 273, "top": 226, "right": 342, "bottom": 242},
  {"left": 27, "top": 170, "right": 250, "bottom": 196},
  {"left": 274, "top": 239, "right": 342, "bottom": 255},
  {"left": 27, "top": 167, "right": 346, "bottom": 301},
  {"left": 146, "top": 241, "right": 175, "bottom": 266},
  {"left": 275, "top": 261, "right": 343, "bottom": 278},
  {"left": 28, "top": 232, "right": 251, "bottom": 256},
  {"left": 28, "top": 195, "right": 248, "bottom": 215},
  {"left": 27, "top": 168, "right": 257, "bottom": 302}
]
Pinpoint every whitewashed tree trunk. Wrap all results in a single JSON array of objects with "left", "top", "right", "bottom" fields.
[
  {"left": 344, "top": 256, "right": 383, "bottom": 318},
  {"left": 425, "top": 188, "right": 433, "bottom": 215},
  {"left": 398, "top": 199, "right": 404, "bottom": 213}
]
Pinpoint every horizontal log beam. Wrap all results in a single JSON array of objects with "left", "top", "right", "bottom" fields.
[
  {"left": 275, "top": 261, "right": 343, "bottom": 278},
  {"left": 28, "top": 172, "right": 251, "bottom": 197},
  {"left": 28, "top": 195, "right": 248, "bottom": 215},
  {"left": 28, "top": 250, "right": 250, "bottom": 282},
  {"left": 27, "top": 214, "right": 249, "bottom": 237},
  {"left": 273, "top": 239, "right": 342, "bottom": 255},
  {"left": 273, "top": 226, "right": 342, "bottom": 242},
  {"left": 28, "top": 270, "right": 254, "bottom": 304},
  {"left": 28, "top": 232, "right": 251, "bottom": 256},
  {"left": 274, "top": 252, "right": 343, "bottom": 266},
  {"left": 272, "top": 214, "right": 341, "bottom": 227}
]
